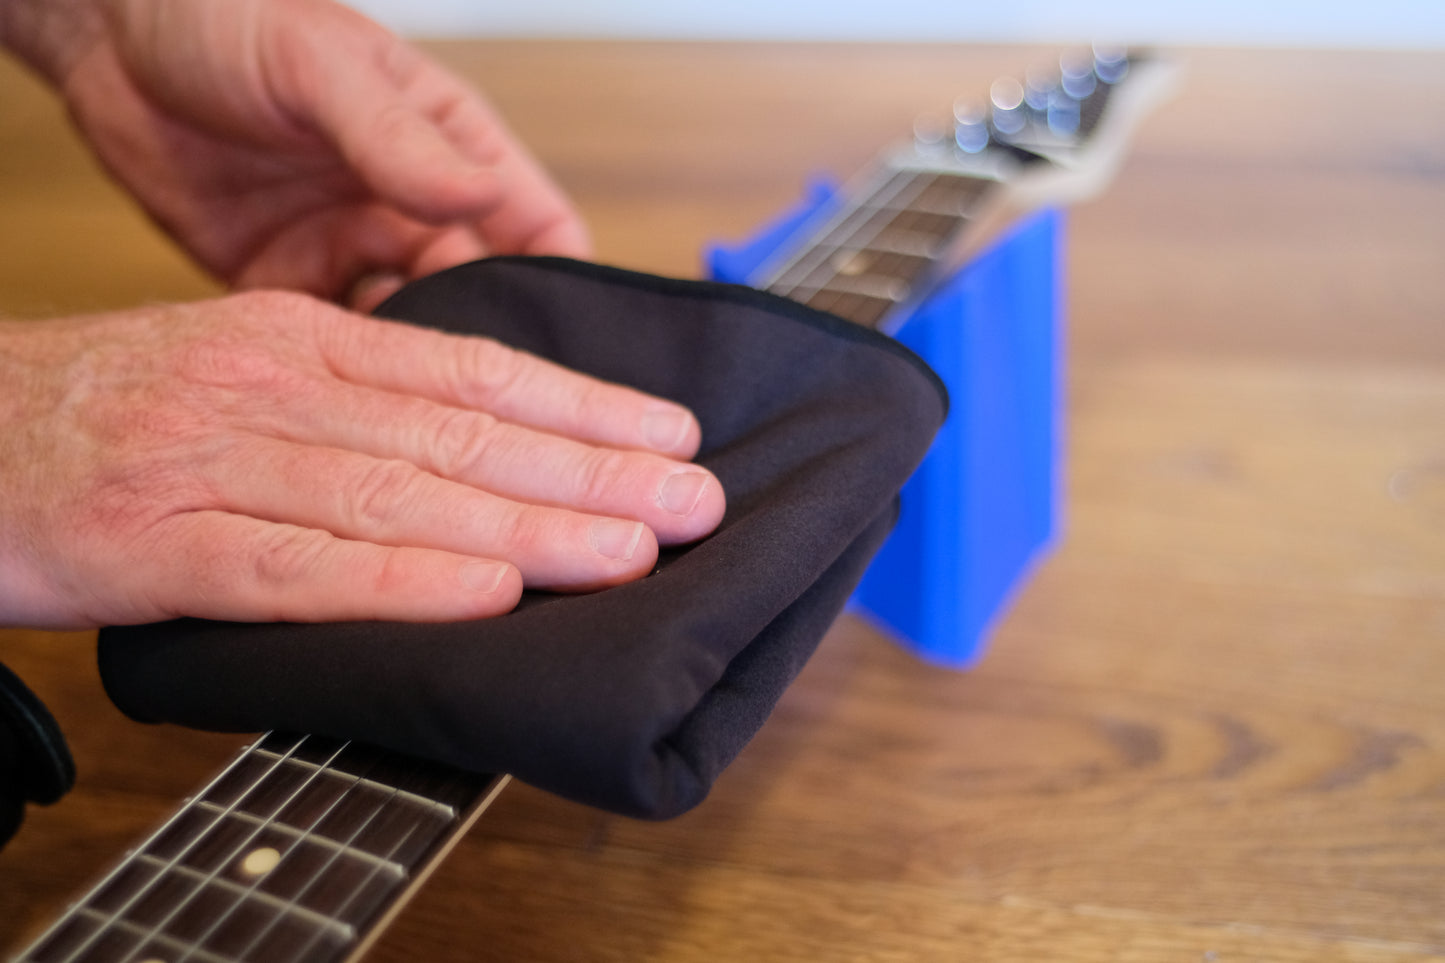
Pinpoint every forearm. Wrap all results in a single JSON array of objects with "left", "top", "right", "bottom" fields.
[{"left": 0, "top": 0, "right": 108, "bottom": 84}]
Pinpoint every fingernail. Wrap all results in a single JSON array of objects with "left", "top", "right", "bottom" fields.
[
  {"left": 590, "top": 518, "right": 644, "bottom": 561},
  {"left": 658, "top": 471, "right": 709, "bottom": 516},
  {"left": 459, "top": 561, "right": 508, "bottom": 593},
  {"left": 641, "top": 408, "right": 691, "bottom": 452}
]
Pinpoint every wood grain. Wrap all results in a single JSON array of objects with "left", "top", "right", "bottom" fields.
[{"left": 2, "top": 43, "right": 1443, "bottom": 962}]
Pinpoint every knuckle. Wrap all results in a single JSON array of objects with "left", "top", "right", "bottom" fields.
[
  {"left": 571, "top": 380, "right": 612, "bottom": 427},
  {"left": 369, "top": 101, "right": 419, "bottom": 143},
  {"left": 494, "top": 502, "right": 552, "bottom": 557},
  {"left": 430, "top": 89, "right": 473, "bottom": 131},
  {"left": 455, "top": 337, "right": 529, "bottom": 405},
  {"left": 576, "top": 448, "right": 633, "bottom": 508},
  {"left": 428, "top": 408, "right": 499, "bottom": 479},
  {"left": 349, "top": 459, "right": 426, "bottom": 531},
  {"left": 379, "top": 37, "right": 425, "bottom": 87},
  {"left": 250, "top": 526, "right": 335, "bottom": 590},
  {"left": 368, "top": 547, "right": 416, "bottom": 598}
]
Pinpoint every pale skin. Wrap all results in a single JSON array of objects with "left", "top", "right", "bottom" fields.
[{"left": 0, "top": 0, "right": 725, "bottom": 629}]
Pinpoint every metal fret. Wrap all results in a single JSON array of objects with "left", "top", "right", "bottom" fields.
[
  {"left": 762, "top": 168, "right": 917, "bottom": 296},
  {"left": 30, "top": 907, "right": 237, "bottom": 963},
  {"left": 798, "top": 291, "right": 895, "bottom": 329},
  {"left": 761, "top": 168, "right": 999, "bottom": 329},
  {"left": 114, "top": 855, "right": 353, "bottom": 938},
  {"left": 245, "top": 752, "right": 456, "bottom": 822},
  {"left": 186, "top": 751, "right": 432, "bottom": 963},
  {"left": 12, "top": 735, "right": 506, "bottom": 963},
  {"left": 188, "top": 804, "right": 405, "bottom": 880}
]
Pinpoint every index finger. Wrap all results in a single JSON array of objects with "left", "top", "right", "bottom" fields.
[
  {"left": 306, "top": 19, "right": 591, "bottom": 257},
  {"left": 314, "top": 308, "right": 703, "bottom": 459}
]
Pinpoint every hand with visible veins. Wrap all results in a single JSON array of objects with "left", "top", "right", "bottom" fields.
[
  {"left": 0, "top": 0, "right": 727, "bottom": 628},
  {"left": 0, "top": 294, "right": 724, "bottom": 628},
  {"left": 5, "top": 0, "right": 591, "bottom": 308}
]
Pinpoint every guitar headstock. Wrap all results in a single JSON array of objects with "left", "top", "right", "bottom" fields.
[
  {"left": 742, "top": 46, "right": 1180, "bottom": 331},
  {"left": 898, "top": 46, "right": 1181, "bottom": 210}
]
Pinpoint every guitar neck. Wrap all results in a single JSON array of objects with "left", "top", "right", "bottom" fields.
[
  {"left": 14, "top": 733, "right": 508, "bottom": 963},
  {"left": 754, "top": 47, "right": 1175, "bottom": 332},
  {"left": 758, "top": 165, "right": 1002, "bottom": 330}
]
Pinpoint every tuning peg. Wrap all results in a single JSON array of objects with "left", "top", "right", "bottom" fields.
[
  {"left": 989, "top": 76, "right": 1027, "bottom": 137},
  {"left": 1024, "top": 65, "right": 1058, "bottom": 113},
  {"left": 913, "top": 112, "right": 951, "bottom": 153},
  {"left": 1092, "top": 44, "right": 1131, "bottom": 84},
  {"left": 1047, "top": 86, "right": 1082, "bottom": 137},
  {"left": 952, "top": 100, "right": 990, "bottom": 154},
  {"left": 1060, "top": 50, "right": 1098, "bottom": 100}
]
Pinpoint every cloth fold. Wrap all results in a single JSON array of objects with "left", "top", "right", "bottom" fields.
[{"left": 99, "top": 257, "right": 946, "bottom": 819}]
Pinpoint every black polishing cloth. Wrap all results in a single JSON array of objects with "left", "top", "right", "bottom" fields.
[{"left": 99, "top": 258, "right": 947, "bottom": 819}]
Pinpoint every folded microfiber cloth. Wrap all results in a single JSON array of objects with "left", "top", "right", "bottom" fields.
[{"left": 98, "top": 257, "right": 947, "bottom": 819}]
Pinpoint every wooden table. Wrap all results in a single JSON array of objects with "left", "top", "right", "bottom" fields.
[{"left": 3, "top": 43, "right": 1444, "bottom": 962}]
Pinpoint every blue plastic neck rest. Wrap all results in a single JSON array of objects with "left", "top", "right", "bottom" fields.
[{"left": 709, "top": 187, "right": 1062, "bottom": 668}]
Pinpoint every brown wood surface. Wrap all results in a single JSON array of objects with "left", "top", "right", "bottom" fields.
[{"left": 2, "top": 42, "right": 1444, "bottom": 962}]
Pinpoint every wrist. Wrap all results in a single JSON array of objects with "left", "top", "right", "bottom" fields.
[{"left": 0, "top": 0, "right": 108, "bottom": 85}]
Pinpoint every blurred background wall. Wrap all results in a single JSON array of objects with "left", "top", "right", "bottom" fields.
[{"left": 345, "top": 0, "right": 1443, "bottom": 48}]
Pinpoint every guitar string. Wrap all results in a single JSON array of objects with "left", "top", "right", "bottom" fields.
[
  {"left": 784, "top": 170, "right": 941, "bottom": 302},
  {"left": 215, "top": 746, "right": 449, "bottom": 963},
  {"left": 101, "top": 733, "right": 352, "bottom": 963},
  {"left": 759, "top": 167, "right": 918, "bottom": 301},
  {"left": 106, "top": 731, "right": 355, "bottom": 960},
  {"left": 14, "top": 737, "right": 285, "bottom": 963},
  {"left": 781, "top": 171, "right": 1001, "bottom": 331},
  {"left": 768, "top": 169, "right": 937, "bottom": 305},
  {"left": 807, "top": 172, "right": 981, "bottom": 308},
  {"left": 265, "top": 760, "right": 469, "bottom": 963},
  {"left": 164, "top": 736, "right": 435, "bottom": 963},
  {"left": 38, "top": 734, "right": 310, "bottom": 963}
]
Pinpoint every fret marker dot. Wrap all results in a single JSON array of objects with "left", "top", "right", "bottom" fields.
[{"left": 240, "top": 846, "right": 282, "bottom": 878}]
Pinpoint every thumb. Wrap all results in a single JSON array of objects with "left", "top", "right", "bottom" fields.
[{"left": 318, "top": 77, "right": 503, "bottom": 224}]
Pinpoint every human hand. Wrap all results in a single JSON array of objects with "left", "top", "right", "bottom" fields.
[
  {"left": 0, "top": 293, "right": 724, "bottom": 629},
  {"left": 9, "top": 0, "right": 590, "bottom": 308}
]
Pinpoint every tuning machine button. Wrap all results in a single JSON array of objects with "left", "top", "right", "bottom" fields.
[
  {"left": 1060, "top": 50, "right": 1098, "bottom": 100},
  {"left": 1024, "top": 65, "right": 1058, "bottom": 113},
  {"left": 989, "top": 76, "right": 1027, "bottom": 137},
  {"left": 1093, "top": 43, "right": 1131, "bottom": 84},
  {"left": 912, "top": 112, "right": 952, "bottom": 154},
  {"left": 952, "top": 100, "right": 990, "bottom": 154}
]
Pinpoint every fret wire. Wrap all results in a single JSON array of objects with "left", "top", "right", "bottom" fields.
[
  {"left": 188, "top": 802, "right": 405, "bottom": 877},
  {"left": 789, "top": 171, "right": 1002, "bottom": 330},
  {"left": 36, "top": 735, "right": 307, "bottom": 963},
  {"left": 762, "top": 168, "right": 919, "bottom": 298},
  {"left": 775, "top": 169, "right": 940, "bottom": 298},
  {"left": 800, "top": 174, "right": 953, "bottom": 301},
  {"left": 164, "top": 736, "right": 407, "bottom": 963},
  {"left": 771, "top": 171, "right": 941, "bottom": 304},
  {"left": 240, "top": 754, "right": 443, "bottom": 963},
  {"left": 113, "top": 734, "right": 355, "bottom": 963},
  {"left": 761, "top": 168, "right": 905, "bottom": 295},
  {"left": 841, "top": 229, "right": 942, "bottom": 259},
  {"left": 767, "top": 173, "right": 921, "bottom": 300},
  {"left": 247, "top": 752, "right": 455, "bottom": 819},
  {"left": 129, "top": 853, "right": 356, "bottom": 937},
  {"left": 69, "top": 908, "right": 237, "bottom": 963}
]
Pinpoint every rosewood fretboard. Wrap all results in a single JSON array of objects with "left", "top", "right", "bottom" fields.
[{"left": 15, "top": 733, "right": 507, "bottom": 963}]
